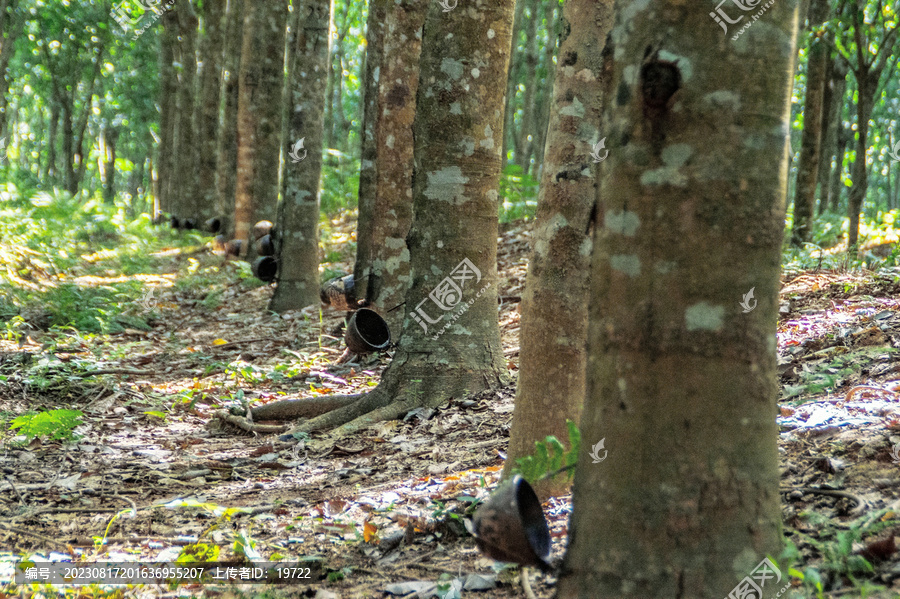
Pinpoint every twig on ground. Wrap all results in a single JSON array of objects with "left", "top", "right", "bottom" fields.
[
  {"left": 76, "top": 368, "right": 153, "bottom": 377},
  {"left": 0, "top": 523, "right": 73, "bottom": 549}
]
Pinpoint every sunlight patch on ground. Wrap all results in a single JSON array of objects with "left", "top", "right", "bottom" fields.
[{"left": 71, "top": 273, "right": 176, "bottom": 287}]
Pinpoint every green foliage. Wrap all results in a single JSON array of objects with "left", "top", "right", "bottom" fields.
[
  {"left": 499, "top": 163, "right": 539, "bottom": 223},
  {"left": 321, "top": 151, "right": 361, "bottom": 215},
  {"left": 782, "top": 347, "right": 897, "bottom": 402},
  {"left": 790, "top": 506, "right": 900, "bottom": 594},
  {"left": 514, "top": 420, "right": 581, "bottom": 484},
  {"left": 177, "top": 543, "right": 221, "bottom": 563},
  {"left": 0, "top": 187, "right": 205, "bottom": 334},
  {"left": 9, "top": 408, "right": 83, "bottom": 442}
]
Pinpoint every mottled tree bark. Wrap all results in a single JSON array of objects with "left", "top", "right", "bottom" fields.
[
  {"left": 503, "top": 0, "right": 612, "bottom": 501},
  {"left": 233, "top": 0, "right": 288, "bottom": 251},
  {"left": 268, "top": 0, "right": 331, "bottom": 312},
  {"left": 352, "top": 0, "right": 387, "bottom": 303},
  {"left": 274, "top": 0, "right": 515, "bottom": 438},
  {"left": 196, "top": 0, "right": 226, "bottom": 227},
  {"left": 555, "top": 1, "right": 800, "bottom": 596},
  {"left": 359, "top": 0, "right": 426, "bottom": 332},
  {"left": 214, "top": 0, "right": 243, "bottom": 234}
]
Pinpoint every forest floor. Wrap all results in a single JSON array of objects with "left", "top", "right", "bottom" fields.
[{"left": 4, "top": 216, "right": 900, "bottom": 598}]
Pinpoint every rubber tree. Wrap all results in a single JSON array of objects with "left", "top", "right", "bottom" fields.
[
  {"left": 263, "top": 0, "right": 516, "bottom": 437},
  {"left": 791, "top": 0, "right": 830, "bottom": 245},
  {"left": 555, "top": 0, "right": 800, "bottom": 596},
  {"left": 268, "top": 0, "right": 331, "bottom": 312},
  {"left": 351, "top": 0, "right": 426, "bottom": 332},
  {"left": 233, "top": 0, "right": 288, "bottom": 253},
  {"left": 502, "top": 0, "right": 613, "bottom": 500}
]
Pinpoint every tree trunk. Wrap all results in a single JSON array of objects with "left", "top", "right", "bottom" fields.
[
  {"left": 816, "top": 51, "right": 834, "bottom": 215},
  {"left": 847, "top": 87, "right": 873, "bottom": 249},
  {"left": 268, "top": 0, "right": 331, "bottom": 312},
  {"left": 0, "top": 0, "right": 20, "bottom": 140},
  {"left": 46, "top": 102, "right": 59, "bottom": 181},
  {"left": 555, "top": 3, "right": 800, "bottom": 597},
  {"left": 532, "top": 0, "right": 560, "bottom": 175},
  {"left": 843, "top": 3, "right": 899, "bottom": 249},
  {"left": 276, "top": 0, "right": 515, "bottom": 438},
  {"left": 233, "top": 0, "right": 288, "bottom": 251},
  {"left": 173, "top": 0, "right": 199, "bottom": 225},
  {"left": 502, "top": 0, "right": 527, "bottom": 164},
  {"left": 791, "top": 0, "right": 829, "bottom": 245},
  {"left": 503, "top": 0, "right": 613, "bottom": 501},
  {"left": 196, "top": 0, "right": 226, "bottom": 228},
  {"left": 100, "top": 124, "right": 119, "bottom": 203},
  {"left": 72, "top": 53, "right": 102, "bottom": 191},
  {"left": 353, "top": 0, "right": 388, "bottom": 303},
  {"left": 157, "top": 10, "right": 179, "bottom": 217},
  {"left": 214, "top": 0, "right": 244, "bottom": 234},
  {"left": 358, "top": 0, "right": 426, "bottom": 332},
  {"left": 516, "top": 0, "right": 540, "bottom": 175},
  {"left": 330, "top": 3, "right": 351, "bottom": 149},
  {"left": 830, "top": 120, "right": 848, "bottom": 212},
  {"left": 822, "top": 57, "right": 847, "bottom": 213},
  {"left": 61, "top": 97, "right": 75, "bottom": 194}
]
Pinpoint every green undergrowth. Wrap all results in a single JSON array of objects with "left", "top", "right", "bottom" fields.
[
  {"left": 783, "top": 209, "right": 900, "bottom": 273},
  {"left": 0, "top": 185, "right": 254, "bottom": 338}
]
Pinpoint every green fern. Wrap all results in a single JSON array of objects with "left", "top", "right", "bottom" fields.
[
  {"left": 9, "top": 409, "right": 83, "bottom": 442},
  {"left": 514, "top": 420, "right": 581, "bottom": 484}
]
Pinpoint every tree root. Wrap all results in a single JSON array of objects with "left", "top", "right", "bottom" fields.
[
  {"left": 213, "top": 410, "right": 288, "bottom": 434},
  {"left": 278, "top": 388, "right": 392, "bottom": 439},
  {"left": 249, "top": 394, "right": 364, "bottom": 421}
]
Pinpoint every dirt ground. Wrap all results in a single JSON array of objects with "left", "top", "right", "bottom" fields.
[{"left": 5, "top": 221, "right": 900, "bottom": 597}]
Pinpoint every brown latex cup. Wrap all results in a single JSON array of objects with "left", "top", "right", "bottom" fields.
[
  {"left": 471, "top": 475, "right": 552, "bottom": 572},
  {"left": 251, "top": 256, "right": 278, "bottom": 283},
  {"left": 345, "top": 308, "right": 391, "bottom": 354}
]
